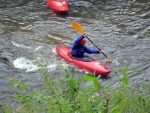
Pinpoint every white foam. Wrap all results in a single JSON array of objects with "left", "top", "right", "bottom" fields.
[
  {"left": 47, "top": 63, "right": 57, "bottom": 71},
  {"left": 13, "top": 57, "right": 61, "bottom": 72},
  {"left": 35, "top": 46, "right": 42, "bottom": 51},
  {"left": 13, "top": 57, "right": 38, "bottom": 72},
  {"left": 12, "top": 41, "right": 32, "bottom": 49},
  {"left": 113, "top": 60, "right": 120, "bottom": 65}
]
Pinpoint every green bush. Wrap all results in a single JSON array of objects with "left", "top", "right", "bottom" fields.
[{"left": 1, "top": 62, "right": 150, "bottom": 113}]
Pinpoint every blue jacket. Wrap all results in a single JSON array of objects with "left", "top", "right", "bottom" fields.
[{"left": 71, "top": 35, "right": 99, "bottom": 58}]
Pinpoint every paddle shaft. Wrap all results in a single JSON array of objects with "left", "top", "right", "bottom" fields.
[
  {"left": 85, "top": 36, "right": 108, "bottom": 58},
  {"left": 71, "top": 22, "right": 112, "bottom": 62}
]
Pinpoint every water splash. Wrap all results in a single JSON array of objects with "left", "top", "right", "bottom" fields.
[{"left": 13, "top": 57, "right": 38, "bottom": 72}]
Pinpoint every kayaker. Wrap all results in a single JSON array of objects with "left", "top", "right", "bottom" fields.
[{"left": 71, "top": 35, "right": 102, "bottom": 59}]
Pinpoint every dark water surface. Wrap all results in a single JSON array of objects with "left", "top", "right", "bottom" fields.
[{"left": 0, "top": 0, "right": 150, "bottom": 107}]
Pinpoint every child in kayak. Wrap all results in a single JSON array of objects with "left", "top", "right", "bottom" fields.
[{"left": 71, "top": 35, "right": 102, "bottom": 61}]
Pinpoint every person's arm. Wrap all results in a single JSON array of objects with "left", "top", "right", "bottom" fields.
[{"left": 84, "top": 46, "right": 100, "bottom": 54}]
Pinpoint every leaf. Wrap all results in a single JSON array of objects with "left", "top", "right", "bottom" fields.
[
  {"left": 128, "top": 69, "right": 143, "bottom": 75},
  {"left": 112, "top": 106, "right": 121, "bottom": 113},
  {"left": 14, "top": 83, "right": 20, "bottom": 88},
  {"left": 82, "top": 76, "right": 95, "bottom": 81},
  {"left": 121, "top": 77, "right": 129, "bottom": 84},
  {"left": 20, "top": 84, "right": 28, "bottom": 89},
  {"left": 94, "top": 78, "right": 100, "bottom": 89},
  {"left": 85, "top": 87, "right": 97, "bottom": 95},
  {"left": 82, "top": 76, "right": 100, "bottom": 89},
  {"left": 123, "top": 66, "right": 128, "bottom": 75}
]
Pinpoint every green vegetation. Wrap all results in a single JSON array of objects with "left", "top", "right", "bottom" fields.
[{"left": 0, "top": 62, "right": 150, "bottom": 113}]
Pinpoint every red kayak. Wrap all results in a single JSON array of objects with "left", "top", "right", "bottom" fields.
[
  {"left": 56, "top": 46, "right": 111, "bottom": 75},
  {"left": 46, "top": 0, "right": 69, "bottom": 13}
]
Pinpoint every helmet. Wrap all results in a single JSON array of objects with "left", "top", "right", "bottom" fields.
[{"left": 80, "top": 39, "right": 86, "bottom": 45}]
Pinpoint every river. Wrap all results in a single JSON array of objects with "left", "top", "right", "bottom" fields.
[{"left": 0, "top": 0, "right": 150, "bottom": 107}]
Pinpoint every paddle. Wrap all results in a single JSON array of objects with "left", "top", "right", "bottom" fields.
[{"left": 71, "top": 22, "right": 112, "bottom": 63}]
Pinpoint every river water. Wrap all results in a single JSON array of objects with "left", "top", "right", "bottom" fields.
[{"left": 0, "top": 0, "right": 150, "bottom": 107}]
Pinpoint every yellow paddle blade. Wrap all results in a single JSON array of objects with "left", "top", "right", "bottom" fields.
[{"left": 71, "top": 22, "right": 85, "bottom": 34}]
